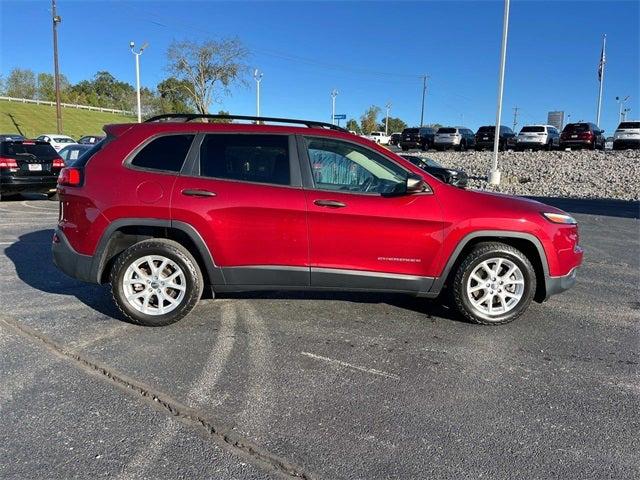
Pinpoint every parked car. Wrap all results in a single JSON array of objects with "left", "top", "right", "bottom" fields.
[
  {"left": 433, "top": 127, "right": 475, "bottom": 151},
  {"left": 389, "top": 132, "right": 402, "bottom": 146},
  {"left": 612, "top": 121, "right": 640, "bottom": 150},
  {"left": 399, "top": 127, "right": 436, "bottom": 151},
  {"left": 58, "top": 143, "right": 93, "bottom": 166},
  {"left": 53, "top": 113, "right": 582, "bottom": 327},
  {"left": 367, "top": 131, "right": 391, "bottom": 145},
  {"left": 400, "top": 154, "right": 468, "bottom": 188},
  {"left": 605, "top": 137, "right": 614, "bottom": 150},
  {"left": 36, "top": 134, "right": 77, "bottom": 152},
  {"left": 516, "top": 125, "right": 560, "bottom": 151},
  {"left": 77, "top": 135, "right": 106, "bottom": 145},
  {"left": 475, "top": 125, "right": 516, "bottom": 151},
  {"left": 560, "top": 123, "right": 605, "bottom": 150},
  {"left": 0, "top": 134, "right": 26, "bottom": 142},
  {"left": 0, "top": 139, "right": 64, "bottom": 200}
]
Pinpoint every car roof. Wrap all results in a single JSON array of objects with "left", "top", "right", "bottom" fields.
[{"left": 40, "top": 133, "right": 74, "bottom": 138}]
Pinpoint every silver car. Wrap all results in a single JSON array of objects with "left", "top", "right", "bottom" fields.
[{"left": 516, "top": 125, "right": 560, "bottom": 151}]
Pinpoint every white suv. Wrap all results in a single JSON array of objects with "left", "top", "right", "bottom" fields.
[
  {"left": 613, "top": 121, "right": 640, "bottom": 150},
  {"left": 516, "top": 125, "right": 559, "bottom": 151}
]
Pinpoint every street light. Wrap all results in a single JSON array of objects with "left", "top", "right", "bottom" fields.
[
  {"left": 489, "top": 0, "right": 511, "bottom": 186},
  {"left": 331, "top": 89, "right": 339, "bottom": 125},
  {"left": 130, "top": 41, "right": 148, "bottom": 123},
  {"left": 385, "top": 102, "right": 392, "bottom": 135},
  {"left": 253, "top": 69, "right": 263, "bottom": 118},
  {"left": 616, "top": 96, "right": 630, "bottom": 123}
]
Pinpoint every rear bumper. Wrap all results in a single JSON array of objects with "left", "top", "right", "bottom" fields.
[
  {"left": 516, "top": 141, "right": 546, "bottom": 149},
  {"left": 544, "top": 267, "right": 579, "bottom": 300},
  {"left": 399, "top": 141, "right": 421, "bottom": 149},
  {"left": 613, "top": 139, "right": 640, "bottom": 149},
  {"left": 52, "top": 228, "right": 97, "bottom": 283},
  {"left": 0, "top": 175, "right": 57, "bottom": 193},
  {"left": 560, "top": 140, "right": 592, "bottom": 148}
]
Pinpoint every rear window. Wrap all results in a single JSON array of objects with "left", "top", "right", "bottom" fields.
[
  {"left": 563, "top": 123, "right": 590, "bottom": 133},
  {"left": 0, "top": 142, "right": 58, "bottom": 160},
  {"left": 54, "top": 137, "right": 75, "bottom": 144},
  {"left": 402, "top": 128, "right": 419, "bottom": 135},
  {"left": 477, "top": 126, "right": 495, "bottom": 133},
  {"left": 130, "top": 134, "right": 194, "bottom": 172},
  {"left": 521, "top": 126, "right": 545, "bottom": 133},
  {"left": 199, "top": 134, "right": 290, "bottom": 186},
  {"left": 618, "top": 122, "right": 640, "bottom": 129},
  {"left": 438, "top": 128, "right": 456, "bottom": 134}
]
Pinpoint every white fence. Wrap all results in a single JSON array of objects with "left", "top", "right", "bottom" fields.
[{"left": 0, "top": 96, "right": 135, "bottom": 116}]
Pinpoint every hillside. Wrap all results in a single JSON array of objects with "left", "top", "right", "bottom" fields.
[{"left": 0, "top": 100, "right": 135, "bottom": 139}]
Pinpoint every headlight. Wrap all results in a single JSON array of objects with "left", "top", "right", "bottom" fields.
[{"left": 542, "top": 212, "right": 577, "bottom": 224}]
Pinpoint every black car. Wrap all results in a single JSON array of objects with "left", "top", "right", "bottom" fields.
[
  {"left": 560, "top": 122, "right": 605, "bottom": 150},
  {"left": 475, "top": 125, "right": 516, "bottom": 151},
  {"left": 400, "top": 154, "right": 468, "bottom": 188},
  {"left": 399, "top": 127, "right": 436, "bottom": 151},
  {"left": 389, "top": 133, "right": 402, "bottom": 146},
  {"left": 0, "top": 140, "right": 64, "bottom": 200},
  {"left": 0, "top": 134, "right": 26, "bottom": 142}
]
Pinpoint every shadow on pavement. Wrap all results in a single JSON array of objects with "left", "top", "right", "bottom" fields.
[
  {"left": 5, "top": 229, "right": 124, "bottom": 320},
  {"left": 527, "top": 196, "right": 639, "bottom": 219}
]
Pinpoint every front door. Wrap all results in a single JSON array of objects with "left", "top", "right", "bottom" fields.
[
  {"left": 299, "top": 136, "right": 443, "bottom": 292},
  {"left": 171, "top": 133, "right": 309, "bottom": 286}
]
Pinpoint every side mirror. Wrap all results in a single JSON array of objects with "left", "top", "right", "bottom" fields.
[{"left": 406, "top": 174, "right": 426, "bottom": 193}]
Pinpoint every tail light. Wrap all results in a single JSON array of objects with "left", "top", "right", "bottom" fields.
[
  {"left": 58, "top": 167, "right": 83, "bottom": 187},
  {"left": 52, "top": 158, "right": 65, "bottom": 168},
  {"left": 0, "top": 157, "right": 18, "bottom": 169},
  {"left": 579, "top": 131, "right": 594, "bottom": 140}
]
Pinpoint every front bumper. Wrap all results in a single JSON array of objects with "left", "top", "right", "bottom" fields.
[
  {"left": 544, "top": 267, "right": 579, "bottom": 300},
  {"left": 52, "top": 228, "right": 97, "bottom": 283}
]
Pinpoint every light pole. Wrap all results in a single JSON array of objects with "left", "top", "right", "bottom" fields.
[
  {"left": 331, "top": 89, "right": 339, "bottom": 125},
  {"left": 130, "top": 41, "right": 148, "bottom": 123},
  {"left": 253, "top": 69, "right": 263, "bottom": 118},
  {"left": 420, "top": 75, "right": 428, "bottom": 127},
  {"left": 616, "top": 96, "right": 630, "bottom": 123},
  {"left": 489, "top": 0, "right": 511, "bottom": 186},
  {"left": 51, "top": 0, "right": 63, "bottom": 133},
  {"left": 385, "top": 102, "right": 392, "bottom": 135}
]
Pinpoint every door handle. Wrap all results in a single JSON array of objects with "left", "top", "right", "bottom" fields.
[
  {"left": 182, "top": 189, "right": 216, "bottom": 197},
  {"left": 314, "top": 199, "right": 346, "bottom": 208}
]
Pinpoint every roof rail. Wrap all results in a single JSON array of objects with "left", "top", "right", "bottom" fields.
[{"left": 143, "top": 113, "right": 350, "bottom": 133}]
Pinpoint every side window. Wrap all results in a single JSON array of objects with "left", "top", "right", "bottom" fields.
[
  {"left": 199, "top": 134, "right": 290, "bottom": 186},
  {"left": 131, "top": 134, "right": 194, "bottom": 172},
  {"left": 305, "top": 137, "right": 407, "bottom": 195}
]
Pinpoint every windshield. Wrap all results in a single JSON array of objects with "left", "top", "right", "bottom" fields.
[{"left": 54, "top": 137, "right": 75, "bottom": 143}]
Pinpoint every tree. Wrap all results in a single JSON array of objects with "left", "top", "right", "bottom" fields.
[
  {"left": 157, "top": 77, "right": 195, "bottom": 113},
  {"left": 427, "top": 123, "right": 443, "bottom": 130},
  {"left": 360, "top": 105, "right": 381, "bottom": 134},
  {"left": 37, "top": 72, "right": 70, "bottom": 102},
  {"left": 345, "top": 118, "right": 360, "bottom": 133},
  {"left": 166, "top": 38, "right": 248, "bottom": 114},
  {"left": 377, "top": 116, "right": 407, "bottom": 134},
  {"left": 5, "top": 68, "right": 36, "bottom": 99}
]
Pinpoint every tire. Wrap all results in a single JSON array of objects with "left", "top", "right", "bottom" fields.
[
  {"left": 546, "top": 140, "right": 553, "bottom": 151},
  {"left": 401, "top": 146, "right": 409, "bottom": 152},
  {"left": 451, "top": 242, "right": 536, "bottom": 325},
  {"left": 110, "top": 239, "right": 204, "bottom": 326},
  {"left": 47, "top": 192, "right": 58, "bottom": 200},
  {"left": 458, "top": 141, "right": 466, "bottom": 152}
]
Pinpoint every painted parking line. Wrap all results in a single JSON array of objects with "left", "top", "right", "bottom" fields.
[{"left": 301, "top": 351, "right": 400, "bottom": 380}]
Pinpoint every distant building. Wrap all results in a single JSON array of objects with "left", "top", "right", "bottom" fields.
[{"left": 547, "top": 111, "right": 565, "bottom": 130}]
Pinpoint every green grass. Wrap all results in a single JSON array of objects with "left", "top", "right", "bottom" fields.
[{"left": 0, "top": 99, "right": 135, "bottom": 140}]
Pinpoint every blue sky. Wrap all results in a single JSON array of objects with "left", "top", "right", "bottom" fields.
[{"left": 1, "top": 0, "right": 638, "bottom": 133}]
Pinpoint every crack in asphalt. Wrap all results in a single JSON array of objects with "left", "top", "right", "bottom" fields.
[{"left": 0, "top": 315, "right": 314, "bottom": 480}]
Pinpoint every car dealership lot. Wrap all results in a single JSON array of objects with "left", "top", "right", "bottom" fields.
[{"left": 1, "top": 197, "right": 638, "bottom": 479}]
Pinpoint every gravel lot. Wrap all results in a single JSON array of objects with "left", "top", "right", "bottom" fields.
[
  {"left": 396, "top": 148, "right": 640, "bottom": 201},
  {"left": 0, "top": 196, "right": 638, "bottom": 479}
]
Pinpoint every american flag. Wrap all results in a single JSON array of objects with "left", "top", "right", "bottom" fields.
[{"left": 598, "top": 36, "right": 607, "bottom": 81}]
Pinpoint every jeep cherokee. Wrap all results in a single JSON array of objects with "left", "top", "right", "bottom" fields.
[{"left": 52, "top": 114, "right": 583, "bottom": 327}]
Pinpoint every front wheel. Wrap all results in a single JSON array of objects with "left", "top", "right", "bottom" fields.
[
  {"left": 110, "top": 239, "right": 204, "bottom": 326},
  {"left": 451, "top": 242, "right": 536, "bottom": 325}
]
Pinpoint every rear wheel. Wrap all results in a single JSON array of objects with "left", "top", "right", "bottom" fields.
[
  {"left": 110, "top": 239, "right": 204, "bottom": 326},
  {"left": 451, "top": 242, "right": 536, "bottom": 325},
  {"left": 458, "top": 141, "right": 466, "bottom": 152}
]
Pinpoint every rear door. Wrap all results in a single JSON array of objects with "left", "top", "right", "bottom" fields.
[
  {"left": 1, "top": 141, "right": 60, "bottom": 178},
  {"left": 299, "top": 135, "right": 442, "bottom": 292},
  {"left": 171, "top": 133, "right": 309, "bottom": 286}
]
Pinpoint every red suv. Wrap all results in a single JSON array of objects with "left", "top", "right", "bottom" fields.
[{"left": 52, "top": 114, "right": 583, "bottom": 327}]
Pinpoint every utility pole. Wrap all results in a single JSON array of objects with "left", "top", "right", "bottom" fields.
[
  {"left": 512, "top": 106, "right": 519, "bottom": 132},
  {"left": 130, "top": 41, "right": 148, "bottom": 123},
  {"left": 253, "top": 69, "right": 263, "bottom": 118},
  {"left": 420, "top": 75, "right": 428, "bottom": 126},
  {"left": 616, "top": 96, "right": 630, "bottom": 124},
  {"left": 385, "top": 102, "right": 392, "bottom": 135},
  {"left": 489, "top": 0, "right": 511, "bottom": 186},
  {"left": 331, "top": 89, "right": 339, "bottom": 125},
  {"left": 596, "top": 34, "right": 607, "bottom": 127},
  {"left": 51, "top": 0, "right": 63, "bottom": 133}
]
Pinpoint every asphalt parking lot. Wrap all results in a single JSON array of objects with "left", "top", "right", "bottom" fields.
[{"left": 1, "top": 195, "right": 638, "bottom": 479}]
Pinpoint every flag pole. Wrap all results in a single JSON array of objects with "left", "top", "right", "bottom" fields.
[{"left": 596, "top": 34, "right": 606, "bottom": 127}]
